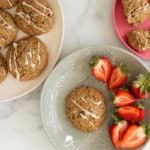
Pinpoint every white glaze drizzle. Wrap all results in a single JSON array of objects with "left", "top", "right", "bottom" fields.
[
  {"left": 37, "top": 42, "right": 41, "bottom": 62},
  {"left": 89, "top": 121, "right": 95, "bottom": 127},
  {"left": 92, "top": 100, "right": 102, "bottom": 106},
  {"left": 1, "top": 37, "right": 7, "bottom": 42},
  {"left": 7, "top": 0, "right": 13, "bottom": 7},
  {"left": 79, "top": 113, "right": 88, "bottom": 120},
  {"left": 34, "top": 0, "right": 53, "bottom": 15},
  {"left": 8, "top": 54, "right": 12, "bottom": 71},
  {"left": 72, "top": 100, "right": 99, "bottom": 119},
  {"left": 24, "top": 55, "right": 29, "bottom": 65},
  {"left": 22, "top": 1, "right": 51, "bottom": 21},
  {"left": 16, "top": 11, "right": 46, "bottom": 32},
  {"left": 80, "top": 97, "right": 87, "bottom": 103},
  {"left": 12, "top": 43, "right": 20, "bottom": 80},
  {"left": 26, "top": 44, "right": 36, "bottom": 68},
  {"left": 0, "top": 15, "right": 15, "bottom": 31},
  {"left": 80, "top": 111, "right": 95, "bottom": 127}
]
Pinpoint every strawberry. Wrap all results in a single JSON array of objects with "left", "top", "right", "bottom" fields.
[
  {"left": 136, "top": 103, "right": 145, "bottom": 122},
  {"left": 116, "top": 105, "right": 145, "bottom": 122},
  {"left": 108, "top": 63, "right": 128, "bottom": 90},
  {"left": 120, "top": 122, "right": 150, "bottom": 148},
  {"left": 89, "top": 55, "right": 112, "bottom": 82},
  {"left": 130, "top": 73, "right": 150, "bottom": 99},
  {"left": 112, "top": 88, "right": 136, "bottom": 107},
  {"left": 109, "top": 120, "right": 128, "bottom": 148}
]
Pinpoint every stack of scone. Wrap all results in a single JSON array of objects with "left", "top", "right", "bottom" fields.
[
  {"left": 121, "top": 0, "right": 150, "bottom": 52},
  {"left": 0, "top": 0, "right": 54, "bottom": 83}
]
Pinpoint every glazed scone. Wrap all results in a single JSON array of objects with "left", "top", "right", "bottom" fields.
[
  {"left": 0, "top": 0, "right": 19, "bottom": 9},
  {"left": 6, "top": 36, "right": 48, "bottom": 81},
  {"left": 66, "top": 86, "right": 106, "bottom": 132},
  {"left": 127, "top": 30, "right": 150, "bottom": 51},
  {"left": 122, "top": 0, "right": 150, "bottom": 26},
  {"left": 0, "top": 10, "right": 17, "bottom": 49},
  {"left": 15, "top": 0, "right": 53, "bottom": 35},
  {"left": 0, "top": 53, "right": 8, "bottom": 83}
]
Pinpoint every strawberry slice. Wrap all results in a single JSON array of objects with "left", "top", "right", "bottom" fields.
[
  {"left": 130, "top": 73, "right": 150, "bottom": 99},
  {"left": 89, "top": 55, "right": 112, "bottom": 82},
  {"left": 137, "top": 109, "right": 145, "bottom": 122},
  {"left": 116, "top": 106, "right": 143, "bottom": 122},
  {"left": 109, "top": 120, "right": 128, "bottom": 148},
  {"left": 120, "top": 122, "right": 150, "bottom": 149},
  {"left": 136, "top": 103, "right": 145, "bottom": 122},
  {"left": 112, "top": 88, "right": 136, "bottom": 107},
  {"left": 108, "top": 64, "right": 128, "bottom": 90}
]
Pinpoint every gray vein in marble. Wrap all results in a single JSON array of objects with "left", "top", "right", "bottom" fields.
[{"left": 0, "top": 102, "right": 15, "bottom": 119}]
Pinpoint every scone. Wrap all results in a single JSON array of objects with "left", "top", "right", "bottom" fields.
[
  {"left": 66, "top": 86, "right": 106, "bottom": 132},
  {"left": 0, "top": 10, "right": 17, "bottom": 49},
  {"left": 122, "top": 0, "right": 150, "bottom": 26},
  {"left": 15, "top": 0, "right": 53, "bottom": 35},
  {"left": 0, "top": 53, "right": 8, "bottom": 83},
  {"left": 127, "top": 29, "right": 150, "bottom": 51},
  {"left": 0, "top": 0, "right": 19, "bottom": 9},
  {"left": 6, "top": 36, "right": 48, "bottom": 81}
]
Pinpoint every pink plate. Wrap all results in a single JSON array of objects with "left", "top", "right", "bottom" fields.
[{"left": 113, "top": 0, "right": 150, "bottom": 60}]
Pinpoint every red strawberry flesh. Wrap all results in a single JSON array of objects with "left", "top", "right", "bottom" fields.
[
  {"left": 117, "top": 106, "right": 140, "bottom": 122},
  {"left": 120, "top": 124, "right": 146, "bottom": 149},
  {"left": 108, "top": 64, "right": 128, "bottom": 90},
  {"left": 109, "top": 120, "right": 128, "bottom": 148},
  {"left": 113, "top": 89, "right": 136, "bottom": 107},
  {"left": 90, "top": 55, "right": 112, "bottom": 82}
]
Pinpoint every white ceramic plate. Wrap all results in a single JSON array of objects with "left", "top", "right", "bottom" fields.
[
  {"left": 0, "top": 0, "right": 64, "bottom": 101},
  {"left": 41, "top": 46, "right": 150, "bottom": 150}
]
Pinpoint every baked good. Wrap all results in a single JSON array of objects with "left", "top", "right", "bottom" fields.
[
  {"left": 15, "top": 0, "right": 53, "bottom": 35},
  {"left": 0, "top": 0, "right": 19, "bottom": 9},
  {"left": 127, "top": 29, "right": 150, "bottom": 51},
  {"left": 6, "top": 36, "right": 48, "bottom": 81},
  {"left": 0, "top": 10, "right": 17, "bottom": 49},
  {"left": 122, "top": 0, "right": 150, "bottom": 26},
  {"left": 0, "top": 53, "right": 8, "bottom": 83},
  {"left": 66, "top": 86, "right": 106, "bottom": 132}
]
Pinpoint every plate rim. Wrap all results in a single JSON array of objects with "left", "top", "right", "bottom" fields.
[
  {"left": 40, "top": 45, "right": 150, "bottom": 150},
  {"left": 0, "top": 0, "right": 65, "bottom": 102},
  {"left": 113, "top": 0, "right": 150, "bottom": 60}
]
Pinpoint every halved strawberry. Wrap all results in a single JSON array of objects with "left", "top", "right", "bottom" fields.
[
  {"left": 120, "top": 122, "right": 150, "bottom": 149},
  {"left": 89, "top": 55, "right": 112, "bottom": 82},
  {"left": 136, "top": 103, "right": 145, "bottom": 122},
  {"left": 112, "top": 88, "right": 136, "bottom": 107},
  {"left": 109, "top": 120, "right": 128, "bottom": 148},
  {"left": 130, "top": 73, "right": 150, "bottom": 99},
  {"left": 108, "top": 63, "right": 128, "bottom": 90},
  {"left": 116, "top": 105, "right": 145, "bottom": 122}
]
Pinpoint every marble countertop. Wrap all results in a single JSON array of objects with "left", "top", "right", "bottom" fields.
[{"left": 0, "top": 0, "right": 150, "bottom": 150}]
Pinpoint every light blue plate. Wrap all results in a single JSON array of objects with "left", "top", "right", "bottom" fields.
[{"left": 41, "top": 46, "right": 150, "bottom": 150}]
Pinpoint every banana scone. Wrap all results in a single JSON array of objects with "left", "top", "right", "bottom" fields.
[
  {"left": 0, "top": 53, "right": 8, "bottom": 83},
  {"left": 0, "top": 0, "right": 19, "bottom": 9},
  {"left": 127, "top": 29, "right": 150, "bottom": 51},
  {"left": 15, "top": 0, "right": 53, "bottom": 35},
  {"left": 0, "top": 10, "right": 17, "bottom": 49},
  {"left": 66, "top": 86, "right": 106, "bottom": 132},
  {"left": 6, "top": 36, "right": 48, "bottom": 81},
  {"left": 122, "top": 0, "right": 150, "bottom": 26}
]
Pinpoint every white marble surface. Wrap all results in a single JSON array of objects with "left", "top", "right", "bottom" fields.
[{"left": 0, "top": 0, "right": 150, "bottom": 150}]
